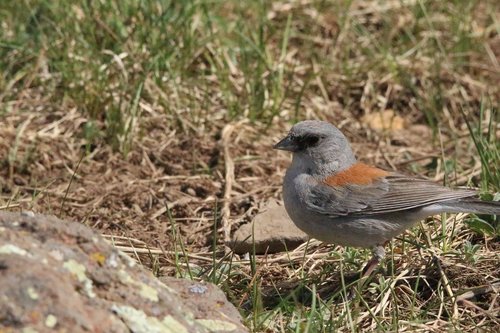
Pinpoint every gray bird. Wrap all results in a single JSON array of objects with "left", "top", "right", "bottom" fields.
[{"left": 274, "top": 120, "right": 499, "bottom": 280}]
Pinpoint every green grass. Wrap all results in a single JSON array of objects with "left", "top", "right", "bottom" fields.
[
  {"left": 2, "top": 0, "right": 498, "bottom": 146},
  {"left": 1, "top": 0, "right": 499, "bottom": 332}
]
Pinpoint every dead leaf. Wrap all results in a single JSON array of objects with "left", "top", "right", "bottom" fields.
[{"left": 362, "top": 110, "right": 405, "bottom": 132}]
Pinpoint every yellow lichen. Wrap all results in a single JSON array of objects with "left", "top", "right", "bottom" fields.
[
  {"left": 0, "top": 244, "right": 30, "bottom": 256},
  {"left": 117, "top": 270, "right": 159, "bottom": 302},
  {"left": 45, "top": 314, "right": 58, "bottom": 328},
  {"left": 90, "top": 252, "right": 106, "bottom": 265},
  {"left": 162, "top": 316, "right": 190, "bottom": 333},
  {"left": 26, "top": 287, "right": 39, "bottom": 300},
  {"left": 63, "top": 259, "right": 96, "bottom": 298},
  {"left": 139, "top": 283, "right": 159, "bottom": 302},
  {"left": 111, "top": 304, "right": 189, "bottom": 333},
  {"left": 196, "top": 319, "right": 238, "bottom": 332}
]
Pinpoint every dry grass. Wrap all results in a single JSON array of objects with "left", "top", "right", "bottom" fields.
[{"left": 1, "top": 0, "right": 499, "bottom": 332}]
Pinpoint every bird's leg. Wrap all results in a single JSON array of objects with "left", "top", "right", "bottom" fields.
[
  {"left": 360, "top": 244, "right": 386, "bottom": 279},
  {"left": 340, "top": 244, "right": 387, "bottom": 301}
]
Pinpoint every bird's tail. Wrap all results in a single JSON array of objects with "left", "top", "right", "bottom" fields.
[{"left": 435, "top": 198, "right": 500, "bottom": 215}]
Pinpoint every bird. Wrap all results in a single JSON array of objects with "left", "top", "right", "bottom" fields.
[{"left": 274, "top": 120, "right": 499, "bottom": 284}]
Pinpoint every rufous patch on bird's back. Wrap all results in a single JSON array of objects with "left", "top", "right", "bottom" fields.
[{"left": 324, "top": 162, "right": 389, "bottom": 186}]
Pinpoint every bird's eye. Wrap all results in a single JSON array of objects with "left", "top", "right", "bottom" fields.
[
  {"left": 294, "top": 134, "right": 321, "bottom": 150},
  {"left": 303, "top": 135, "right": 319, "bottom": 147}
]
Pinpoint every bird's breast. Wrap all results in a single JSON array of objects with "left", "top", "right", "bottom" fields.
[{"left": 282, "top": 170, "right": 320, "bottom": 232}]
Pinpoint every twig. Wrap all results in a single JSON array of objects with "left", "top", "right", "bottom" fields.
[
  {"left": 456, "top": 282, "right": 500, "bottom": 302},
  {"left": 432, "top": 255, "right": 459, "bottom": 320},
  {"left": 220, "top": 124, "right": 236, "bottom": 243},
  {"left": 60, "top": 153, "right": 85, "bottom": 216},
  {"left": 0, "top": 203, "right": 20, "bottom": 210}
]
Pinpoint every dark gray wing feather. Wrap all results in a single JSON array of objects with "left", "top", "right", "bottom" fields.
[
  {"left": 306, "top": 178, "right": 389, "bottom": 217},
  {"left": 305, "top": 174, "right": 477, "bottom": 218}
]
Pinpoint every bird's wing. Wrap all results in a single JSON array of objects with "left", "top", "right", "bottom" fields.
[{"left": 304, "top": 163, "right": 477, "bottom": 218}]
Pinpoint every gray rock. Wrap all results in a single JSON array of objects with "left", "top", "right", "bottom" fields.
[
  {"left": 0, "top": 211, "right": 247, "bottom": 333},
  {"left": 158, "top": 277, "right": 244, "bottom": 332},
  {"left": 230, "top": 200, "right": 309, "bottom": 254}
]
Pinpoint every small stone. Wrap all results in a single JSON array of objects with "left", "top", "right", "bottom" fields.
[{"left": 229, "top": 200, "right": 309, "bottom": 254}]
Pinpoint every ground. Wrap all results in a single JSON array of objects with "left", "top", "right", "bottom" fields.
[{"left": 1, "top": 1, "right": 499, "bottom": 332}]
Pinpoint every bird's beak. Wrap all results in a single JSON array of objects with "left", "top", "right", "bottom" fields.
[{"left": 273, "top": 135, "right": 297, "bottom": 152}]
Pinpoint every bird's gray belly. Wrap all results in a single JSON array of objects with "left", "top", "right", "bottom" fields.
[{"left": 283, "top": 184, "right": 419, "bottom": 248}]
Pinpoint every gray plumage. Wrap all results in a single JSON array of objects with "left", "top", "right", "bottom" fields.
[{"left": 275, "top": 120, "right": 499, "bottom": 249}]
